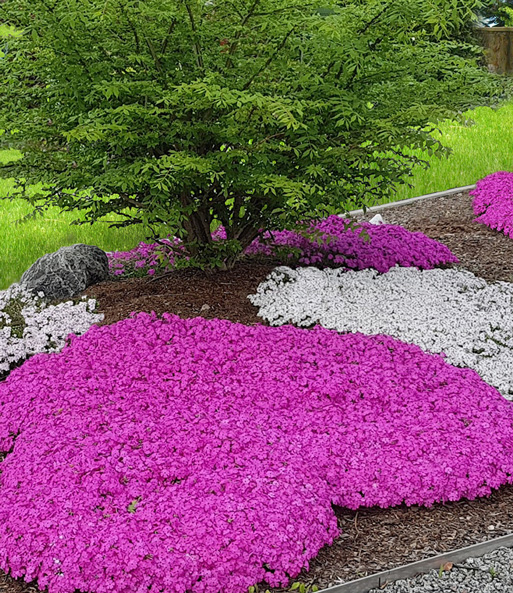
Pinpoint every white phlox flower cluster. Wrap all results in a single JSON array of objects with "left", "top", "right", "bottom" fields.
[
  {"left": 0, "top": 283, "right": 105, "bottom": 375},
  {"left": 248, "top": 265, "right": 513, "bottom": 399}
]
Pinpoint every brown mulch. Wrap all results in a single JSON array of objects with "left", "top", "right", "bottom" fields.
[{"left": 3, "top": 188, "right": 513, "bottom": 592}]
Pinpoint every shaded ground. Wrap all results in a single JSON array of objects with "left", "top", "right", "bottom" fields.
[{"left": 3, "top": 189, "right": 513, "bottom": 592}]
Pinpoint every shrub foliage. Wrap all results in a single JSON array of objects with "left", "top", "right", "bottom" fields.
[{"left": 0, "top": 0, "right": 511, "bottom": 268}]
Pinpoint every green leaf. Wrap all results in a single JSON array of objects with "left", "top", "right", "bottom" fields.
[{"left": 127, "top": 497, "right": 140, "bottom": 513}]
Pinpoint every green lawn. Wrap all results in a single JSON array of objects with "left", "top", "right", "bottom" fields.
[
  {"left": 2, "top": 99, "right": 513, "bottom": 291},
  {"left": 379, "top": 101, "right": 513, "bottom": 204}
]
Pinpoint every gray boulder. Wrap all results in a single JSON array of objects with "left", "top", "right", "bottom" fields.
[{"left": 19, "top": 244, "right": 110, "bottom": 302}]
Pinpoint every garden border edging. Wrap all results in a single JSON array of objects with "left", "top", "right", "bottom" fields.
[
  {"left": 345, "top": 184, "right": 477, "bottom": 217},
  {"left": 317, "top": 532, "right": 513, "bottom": 593}
]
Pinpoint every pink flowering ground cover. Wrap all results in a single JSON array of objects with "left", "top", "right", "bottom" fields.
[
  {"left": 470, "top": 171, "right": 513, "bottom": 238},
  {"left": 241, "top": 216, "right": 458, "bottom": 272},
  {"left": 0, "top": 313, "right": 512, "bottom": 593},
  {"left": 108, "top": 216, "right": 458, "bottom": 277}
]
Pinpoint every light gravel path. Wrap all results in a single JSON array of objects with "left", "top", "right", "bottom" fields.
[{"left": 368, "top": 546, "right": 513, "bottom": 592}]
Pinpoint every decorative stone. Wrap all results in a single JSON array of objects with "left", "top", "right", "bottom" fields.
[
  {"left": 19, "top": 244, "right": 110, "bottom": 302},
  {"left": 368, "top": 213, "right": 385, "bottom": 225}
]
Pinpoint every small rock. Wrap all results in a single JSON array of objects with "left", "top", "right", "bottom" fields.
[
  {"left": 487, "top": 525, "right": 495, "bottom": 531},
  {"left": 200, "top": 304, "right": 211, "bottom": 312},
  {"left": 368, "top": 214, "right": 385, "bottom": 225}
]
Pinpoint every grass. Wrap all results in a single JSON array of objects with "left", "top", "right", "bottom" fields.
[
  {"left": 0, "top": 149, "right": 174, "bottom": 291},
  {"left": 381, "top": 101, "right": 513, "bottom": 203},
  {"left": 2, "top": 98, "right": 513, "bottom": 291}
]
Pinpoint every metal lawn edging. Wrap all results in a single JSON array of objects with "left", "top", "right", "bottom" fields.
[
  {"left": 316, "top": 532, "right": 513, "bottom": 593},
  {"left": 345, "top": 184, "right": 477, "bottom": 217}
]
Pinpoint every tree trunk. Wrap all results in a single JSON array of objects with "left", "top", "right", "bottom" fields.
[{"left": 179, "top": 192, "right": 212, "bottom": 256}]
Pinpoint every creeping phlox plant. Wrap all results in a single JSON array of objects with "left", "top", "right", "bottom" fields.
[
  {"left": 1, "top": 313, "right": 513, "bottom": 593},
  {"left": 470, "top": 171, "right": 513, "bottom": 238},
  {"left": 107, "top": 217, "right": 458, "bottom": 279},
  {"left": 242, "top": 216, "right": 459, "bottom": 272},
  {"left": 248, "top": 266, "right": 513, "bottom": 398},
  {"left": 108, "top": 236, "right": 187, "bottom": 278},
  {"left": 0, "top": 283, "right": 104, "bottom": 378}
]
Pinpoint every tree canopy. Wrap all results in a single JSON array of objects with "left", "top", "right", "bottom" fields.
[{"left": 0, "top": 0, "right": 512, "bottom": 269}]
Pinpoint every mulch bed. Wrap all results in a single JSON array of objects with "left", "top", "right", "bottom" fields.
[{"left": 2, "top": 188, "right": 513, "bottom": 592}]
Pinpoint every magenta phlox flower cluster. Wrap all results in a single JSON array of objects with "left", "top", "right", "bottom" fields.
[
  {"left": 0, "top": 314, "right": 512, "bottom": 593},
  {"left": 470, "top": 171, "right": 513, "bottom": 238},
  {"left": 216, "top": 216, "right": 458, "bottom": 272},
  {"left": 107, "top": 217, "right": 457, "bottom": 277},
  {"left": 108, "top": 235, "right": 187, "bottom": 277}
]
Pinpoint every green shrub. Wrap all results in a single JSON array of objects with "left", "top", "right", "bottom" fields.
[{"left": 0, "top": 0, "right": 511, "bottom": 270}]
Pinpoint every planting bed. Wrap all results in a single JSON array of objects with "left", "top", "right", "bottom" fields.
[{"left": 2, "top": 189, "right": 513, "bottom": 593}]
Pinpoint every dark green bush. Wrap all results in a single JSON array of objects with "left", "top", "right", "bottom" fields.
[{"left": 0, "top": 0, "right": 511, "bottom": 269}]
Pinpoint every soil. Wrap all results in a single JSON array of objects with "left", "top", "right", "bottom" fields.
[{"left": 3, "top": 188, "right": 513, "bottom": 593}]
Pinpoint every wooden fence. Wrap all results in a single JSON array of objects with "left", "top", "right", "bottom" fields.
[{"left": 477, "top": 27, "right": 513, "bottom": 75}]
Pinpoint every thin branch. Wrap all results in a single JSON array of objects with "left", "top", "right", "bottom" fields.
[
  {"left": 360, "top": 3, "right": 391, "bottom": 36},
  {"left": 339, "top": 4, "right": 391, "bottom": 86},
  {"left": 245, "top": 105, "right": 257, "bottom": 124},
  {"left": 243, "top": 26, "right": 296, "bottom": 90},
  {"left": 102, "top": 26, "right": 130, "bottom": 45},
  {"left": 324, "top": 60, "right": 336, "bottom": 76},
  {"left": 355, "top": 67, "right": 408, "bottom": 85},
  {"left": 222, "top": 1, "right": 244, "bottom": 19},
  {"left": 117, "top": 193, "right": 148, "bottom": 210},
  {"left": 118, "top": 1, "right": 140, "bottom": 53},
  {"left": 145, "top": 36, "right": 163, "bottom": 73},
  {"left": 183, "top": 0, "right": 204, "bottom": 71},
  {"left": 38, "top": 0, "right": 93, "bottom": 82},
  {"left": 251, "top": 132, "right": 285, "bottom": 149},
  {"left": 161, "top": 18, "right": 177, "bottom": 55},
  {"left": 252, "top": 1, "right": 318, "bottom": 18},
  {"left": 342, "top": 36, "right": 386, "bottom": 86},
  {"left": 224, "top": 0, "right": 261, "bottom": 69}
]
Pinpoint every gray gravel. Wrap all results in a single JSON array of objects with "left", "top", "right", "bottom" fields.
[{"left": 368, "top": 546, "right": 513, "bottom": 592}]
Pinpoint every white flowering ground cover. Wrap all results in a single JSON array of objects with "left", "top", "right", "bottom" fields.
[
  {"left": 0, "top": 283, "right": 104, "bottom": 376},
  {"left": 248, "top": 265, "right": 513, "bottom": 399}
]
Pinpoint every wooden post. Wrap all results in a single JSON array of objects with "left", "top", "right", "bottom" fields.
[{"left": 476, "top": 27, "right": 513, "bottom": 75}]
